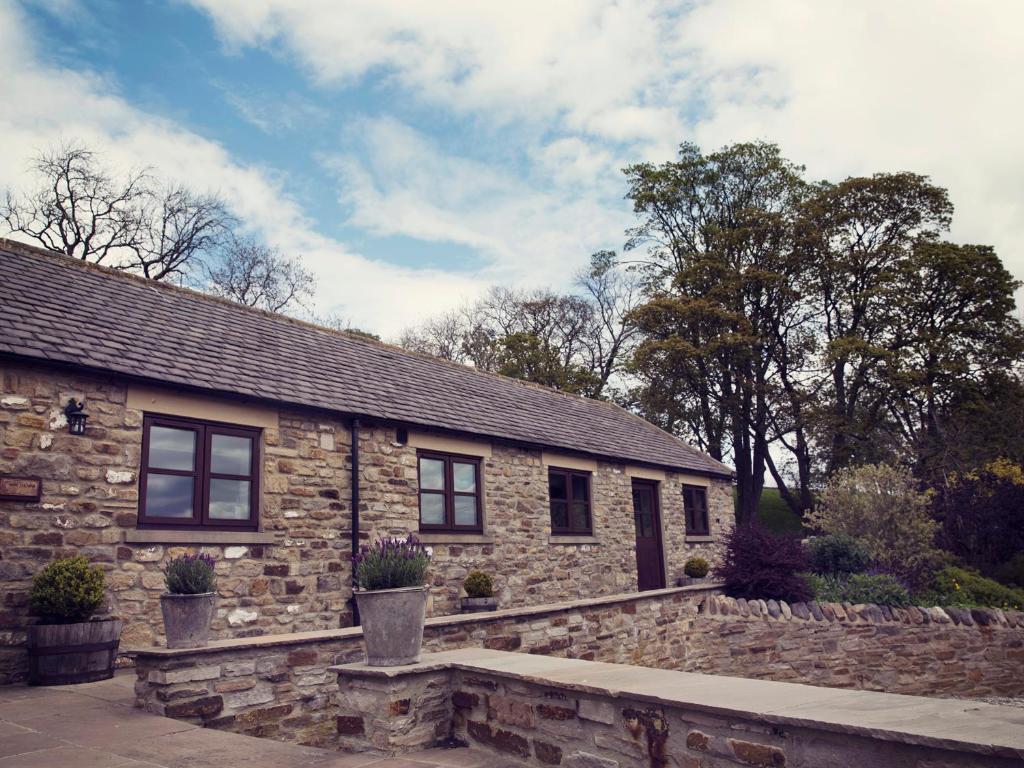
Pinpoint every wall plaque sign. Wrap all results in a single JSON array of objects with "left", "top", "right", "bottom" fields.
[{"left": 0, "top": 476, "right": 42, "bottom": 502}]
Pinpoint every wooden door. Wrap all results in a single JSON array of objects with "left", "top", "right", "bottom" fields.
[{"left": 632, "top": 479, "right": 665, "bottom": 590}]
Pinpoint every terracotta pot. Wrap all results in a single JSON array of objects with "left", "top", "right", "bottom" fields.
[
  {"left": 355, "top": 585, "right": 428, "bottom": 666},
  {"left": 461, "top": 596, "right": 498, "bottom": 613},
  {"left": 27, "top": 618, "right": 123, "bottom": 686},
  {"left": 160, "top": 592, "right": 216, "bottom": 649}
]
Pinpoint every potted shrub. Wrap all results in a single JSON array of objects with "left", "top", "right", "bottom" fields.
[
  {"left": 27, "top": 556, "right": 122, "bottom": 685},
  {"left": 461, "top": 571, "right": 497, "bottom": 613},
  {"left": 353, "top": 534, "right": 431, "bottom": 666},
  {"left": 678, "top": 556, "right": 710, "bottom": 586},
  {"left": 161, "top": 552, "right": 217, "bottom": 649}
]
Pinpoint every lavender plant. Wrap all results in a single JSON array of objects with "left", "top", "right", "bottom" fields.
[
  {"left": 353, "top": 534, "right": 431, "bottom": 591},
  {"left": 165, "top": 552, "right": 217, "bottom": 595}
]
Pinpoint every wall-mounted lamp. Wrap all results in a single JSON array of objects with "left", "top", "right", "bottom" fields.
[{"left": 64, "top": 399, "right": 88, "bottom": 435}]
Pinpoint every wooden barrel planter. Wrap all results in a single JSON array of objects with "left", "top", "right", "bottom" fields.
[{"left": 26, "top": 619, "right": 123, "bottom": 686}]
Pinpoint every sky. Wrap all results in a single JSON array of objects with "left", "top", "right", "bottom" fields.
[{"left": 1, "top": 0, "right": 1022, "bottom": 337}]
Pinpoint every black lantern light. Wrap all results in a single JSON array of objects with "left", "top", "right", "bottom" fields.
[{"left": 64, "top": 399, "right": 88, "bottom": 435}]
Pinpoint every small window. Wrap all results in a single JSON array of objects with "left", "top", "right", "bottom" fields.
[
  {"left": 683, "top": 485, "right": 709, "bottom": 536},
  {"left": 549, "top": 468, "right": 592, "bottom": 535},
  {"left": 417, "top": 451, "right": 482, "bottom": 531},
  {"left": 139, "top": 415, "right": 260, "bottom": 530}
]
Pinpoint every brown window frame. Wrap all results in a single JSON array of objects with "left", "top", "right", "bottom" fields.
[
  {"left": 138, "top": 414, "right": 261, "bottom": 531},
  {"left": 682, "top": 484, "right": 709, "bottom": 536},
  {"left": 548, "top": 467, "right": 593, "bottom": 535},
  {"left": 416, "top": 450, "right": 483, "bottom": 532}
]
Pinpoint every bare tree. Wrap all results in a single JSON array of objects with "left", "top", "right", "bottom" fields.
[
  {"left": 131, "top": 184, "right": 235, "bottom": 281},
  {"left": 2, "top": 144, "right": 146, "bottom": 265},
  {"left": 207, "top": 238, "right": 315, "bottom": 313},
  {"left": 575, "top": 250, "right": 643, "bottom": 395},
  {"left": 2, "top": 143, "right": 234, "bottom": 282}
]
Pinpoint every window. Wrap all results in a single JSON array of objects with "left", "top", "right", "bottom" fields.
[
  {"left": 548, "top": 468, "right": 592, "bottom": 535},
  {"left": 683, "top": 484, "right": 709, "bottom": 536},
  {"left": 417, "top": 451, "right": 482, "bottom": 531},
  {"left": 139, "top": 415, "right": 261, "bottom": 530}
]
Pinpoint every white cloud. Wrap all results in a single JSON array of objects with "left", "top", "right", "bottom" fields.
[
  {"left": 189, "top": 0, "right": 1024, "bottom": 288},
  {"left": 0, "top": 0, "right": 484, "bottom": 336},
  {"left": 329, "top": 117, "right": 630, "bottom": 287}
]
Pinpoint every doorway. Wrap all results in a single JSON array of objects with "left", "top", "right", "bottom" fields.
[{"left": 632, "top": 479, "right": 665, "bottom": 590}]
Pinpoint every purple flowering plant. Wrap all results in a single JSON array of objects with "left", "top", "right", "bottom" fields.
[
  {"left": 352, "top": 534, "right": 431, "bottom": 591},
  {"left": 165, "top": 552, "right": 217, "bottom": 595}
]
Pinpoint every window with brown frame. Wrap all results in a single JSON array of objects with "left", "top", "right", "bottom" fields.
[
  {"left": 682, "top": 484, "right": 709, "bottom": 536},
  {"left": 548, "top": 467, "right": 592, "bottom": 535},
  {"left": 417, "top": 451, "right": 482, "bottom": 532},
  {"left": 139, "top": 414, "right": 261, "bottom": 530}
]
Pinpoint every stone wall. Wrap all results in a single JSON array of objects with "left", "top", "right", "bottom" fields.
[
  {"left": 334, "top": 649, "right": 1024, "bottom": 768},
  {"left": 131, "top": 586, "right": 715, "bottom": 746},
  {"left": 686, "top": 595, "right": 1024, "bottom": 697},
  {"left": 0, "top": 360, "right": 355, "bottom": 683},
  {"left": 0, "top": 358, "right": 732, "bottom": 682}
]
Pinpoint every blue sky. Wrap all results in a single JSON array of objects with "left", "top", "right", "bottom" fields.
[{"left": 2, "top": 0, "right": 1022, "bottom": 335}]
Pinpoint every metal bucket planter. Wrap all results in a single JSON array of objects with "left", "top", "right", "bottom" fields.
[
  {"left": 161, "top": 593, "right": 216, "bottom": 649},
  {"left": 27, "top": 618, "right": 123, "bottom": 686},
  {"left": 460, "top": 596, "right": 498, "bottom": 613},
  {"left": 355, "top": 585, "right": 428, "bottom": 666}
]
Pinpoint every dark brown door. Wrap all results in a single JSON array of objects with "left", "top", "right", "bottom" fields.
[{"left": 632, "top": 479, "right": 665, "bottom": 590}]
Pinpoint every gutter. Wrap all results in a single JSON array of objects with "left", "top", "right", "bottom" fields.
[{"left": 350, "top": 417, "right": 361, "bottom": 626}]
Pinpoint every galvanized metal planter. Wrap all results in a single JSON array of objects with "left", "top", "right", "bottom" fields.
[
  {"left": 355, "top": 585, "right": 429, "bottom": 666},
  {"left": 160, "top": 592, "right": 216, "bottom": 649},
  {"left": 460, "top": 596, "right": 498, "bottom": 613}
]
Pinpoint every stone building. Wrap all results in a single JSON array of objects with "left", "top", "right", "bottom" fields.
[{"left": 0, "top": 239, "right": 733, "bottom": 682}]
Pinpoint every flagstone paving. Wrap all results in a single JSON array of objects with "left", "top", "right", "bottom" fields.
[{"left": 0, "top": 672, "right": 501, "bottom": 768}]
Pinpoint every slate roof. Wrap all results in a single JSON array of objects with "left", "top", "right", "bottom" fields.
[{"left": 0, "top": 240, "right": 732, "bottom": 477}]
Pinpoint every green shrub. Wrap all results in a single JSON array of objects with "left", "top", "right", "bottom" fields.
[
  {"left": 29, "top": 556, "right": 105, "bottom": 624},
  {"left": 924, "top": 566, "right": 1024, "bottom": 610},
  {"left": 995, "top": 552, "right": 1024, "bottom": 588},
  {"left": 463, "top": 571, "right": 494, "bottom": 598},
  {"left": 807, "top": 534, "right": 872, "bottom": 575},
  {"left": 807, "top": 463, "right": 940, "bottom": 587},
  {"left": 165, "top": 553, "right": 217, "bottom": 595},
  {"left": 353, "top": 535, "right": 431, "bottom": 591},
  {"left": 683, "top": 557, "right": 710, "bottom": 578},
  {"left": 806, "top": 572, "right": 912, "bottom": 606}
]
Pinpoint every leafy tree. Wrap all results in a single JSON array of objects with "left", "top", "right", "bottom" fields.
[
  {"left": 930, "top": 459, "right": 1024, "bottom": 576},
  {"left": 396, "top": 253, "right": 640, "bottom": 398},
  {"left": 495, "top": 332, "right": 601, "bottom": 395},
  {"left": 807, "top": 463, "right": 940, "bottom": 587},
  {"left": 624, "top": 141, "right": 807, "bottom": 524}
]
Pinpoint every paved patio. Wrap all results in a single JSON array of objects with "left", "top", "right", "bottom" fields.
[{"left": 0, "top": 672, "right": 500, "bottom": 768}]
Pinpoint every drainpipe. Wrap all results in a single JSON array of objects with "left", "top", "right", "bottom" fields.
[{"left": 350, "top": 417, "right": 361, "bottom": 626}]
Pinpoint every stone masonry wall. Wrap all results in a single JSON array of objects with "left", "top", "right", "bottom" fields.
[
  {"left": 336, "top": 656, "right": 1022, "bottom": 768},
  {"left": 686, "top": 595, "right": 1024, "bottom": 697},
  {"left": 0, "top": 358, "right": 732, "bottom": 682},
  {"left": 132, "top": 586, "right": 714, "bottom": 747},
  {"left": 0, "top": 360, "right": 354, "bottom": 684}
]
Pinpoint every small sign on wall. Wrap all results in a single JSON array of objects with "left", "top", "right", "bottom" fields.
[{"left": 0, "top": 476, "right": 42, "bottom": 502}]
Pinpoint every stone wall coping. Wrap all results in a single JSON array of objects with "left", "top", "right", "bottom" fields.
[
  {"left": 126, "top": 583, "right": 721, "bottom": 658},
  {"left": 705, "top": 594, "right": 1024, "bottom": 629},
  {"left": 333, "top": 648, "right": 1024, "bottom": 761}
]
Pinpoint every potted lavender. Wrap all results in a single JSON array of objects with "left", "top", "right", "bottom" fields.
[
  {"left": 352, "top": 534, "right": 431, "bottom": 666},
  {"left": 160, "top": 552, "right": 217, "bottom": 649}
]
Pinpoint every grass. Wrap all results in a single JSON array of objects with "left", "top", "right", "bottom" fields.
[{"left": 745, "top": 488, "right": 805, "bottom": 535}]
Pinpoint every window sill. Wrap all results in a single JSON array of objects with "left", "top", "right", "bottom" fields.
[
  {"left": 124, "top": 530, "right": 278, "bottom": 545},
  {"left": 684, "top": 535, "right": 714, "bottom": 543},
  {"left": 417, "top": 532, "right": 495, "bottom": 545},
  {"left": 549, "top": 535, "right": 601, "bottom": 545}
]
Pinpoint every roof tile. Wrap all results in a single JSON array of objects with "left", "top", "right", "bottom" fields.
[{"left": 0, "top": 240, "right": 732, "bottom": 477}]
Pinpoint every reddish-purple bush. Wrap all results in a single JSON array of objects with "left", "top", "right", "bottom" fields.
[{"left": 716, "top": 523, "right": 812, "bottom": 603}]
